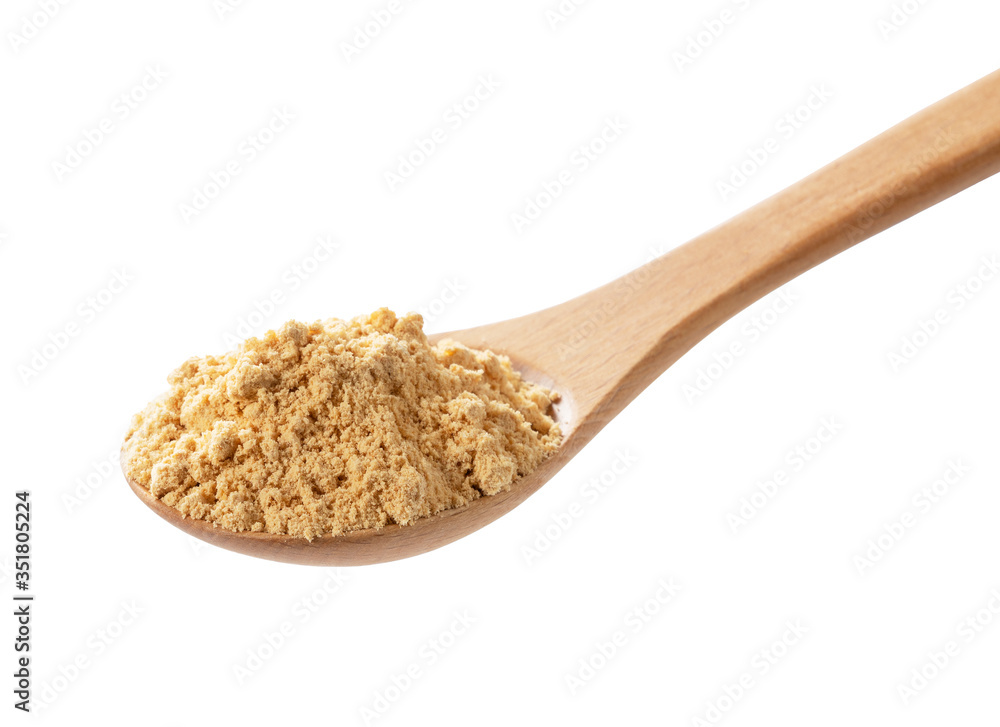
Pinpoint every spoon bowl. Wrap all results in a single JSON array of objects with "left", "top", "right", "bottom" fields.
[
  {"left": 124, "top": 69, "right": 1000, "bottom": 565},
  {"left": 124, "top": 351, "right": 582, "bottom": 566}
]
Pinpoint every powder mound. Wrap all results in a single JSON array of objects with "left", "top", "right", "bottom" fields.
[{"left": 122, "top": 309, "right": 561, "bottom": 539}]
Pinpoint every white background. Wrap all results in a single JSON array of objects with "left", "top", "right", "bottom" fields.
[{"left": 2, "top": 0, "right": 999, "bottom": 724}]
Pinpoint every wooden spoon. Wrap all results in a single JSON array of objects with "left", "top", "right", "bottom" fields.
[{"left": 125, "top": 69, "right": 1000, "bottom": 566}]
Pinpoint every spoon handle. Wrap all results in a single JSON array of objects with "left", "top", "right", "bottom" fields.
[{"left": 518, "top": 69, "right": 1000, "bottom": 425}]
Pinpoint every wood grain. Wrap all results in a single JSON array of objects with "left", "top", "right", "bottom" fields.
[{"left": 124, "top": 69, "right": 1000, "bottom": 565}]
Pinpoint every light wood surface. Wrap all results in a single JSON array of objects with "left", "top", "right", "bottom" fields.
[{"left": 125, "top": 69, "right": 1000, "bottom": 566}]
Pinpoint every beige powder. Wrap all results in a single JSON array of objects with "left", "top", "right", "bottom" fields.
[{"left": 122, "top": 309, "right": 561, "bottom": 539}]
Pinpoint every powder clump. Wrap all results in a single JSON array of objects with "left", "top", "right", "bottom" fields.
[{"left": 122, "top": 309, "right": 561, "bottom": 539}]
